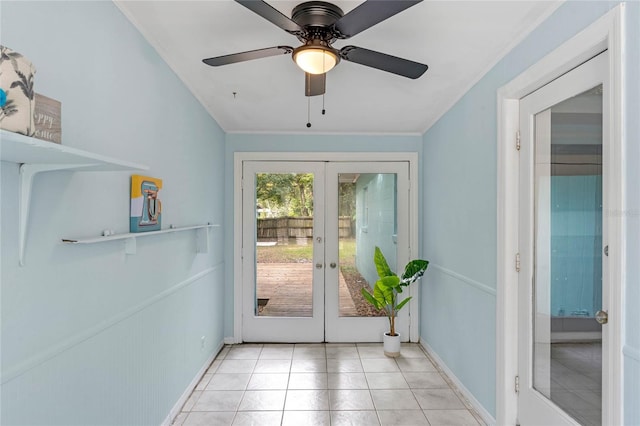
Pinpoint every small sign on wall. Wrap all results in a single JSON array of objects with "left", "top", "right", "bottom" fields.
[
  {"left": 130, "top": 175, "right": 163, "bottom": 233},
  {"left": 33, "top": 93, "right": 61, "bottom": 144}
]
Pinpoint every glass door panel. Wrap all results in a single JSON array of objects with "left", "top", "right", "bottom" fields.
[
  {"left": 256, "top": 172, "right": 315, "bottom": 317},
  {"left": 325, "top": 163, "right": 410, "bottom": 342},
  {"left": 533, "top": 85, "right": 603, "bottom": 425},
  {"left": 337, "top": 173, "right": 394, "bottom": 318}
]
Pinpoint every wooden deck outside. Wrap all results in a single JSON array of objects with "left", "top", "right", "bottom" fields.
[{"left": 256, "top": 263, "right": 358, "bottom": 317}]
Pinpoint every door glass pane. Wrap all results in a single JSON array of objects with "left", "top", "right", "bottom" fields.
[
  {"left": 534, "top": 85, "right": 602, "bottom": 425},
  {"left": 255, "top": 172, "right": 314, "bottom": 317},
  {"left": 338, "top": 173, "right": 396, "bottom": 317}
]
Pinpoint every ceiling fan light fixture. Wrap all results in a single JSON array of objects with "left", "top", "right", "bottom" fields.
[{"left": 293, "top": 44, "right": 339, "bottom": 75}]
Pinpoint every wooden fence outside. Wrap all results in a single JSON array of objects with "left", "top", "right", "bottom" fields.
[{"left": 257, "top": 216, "right": 353, "bottom": 242}]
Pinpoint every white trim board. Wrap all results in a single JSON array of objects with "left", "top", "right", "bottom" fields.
[
  {"left": 233, "top": 151, "right": 419, "bottom": 343},
  {"left": 224, "top": 336, "right": 240, "bottom": 345},
  {"left": 421, "top": 341, "right": 496, "bottom": 426},
  {"left": 430, "top": 263, "right": 497, "bottom": 297},
  {"left": 551, "top": 332, "right": 602, "bottom": 343},
  {"left": 496, "top": 5, "right": 625, "bottom": 425}
]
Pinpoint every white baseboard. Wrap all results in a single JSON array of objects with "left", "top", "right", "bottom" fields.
[
  {"left": 421, "top": 341, "right": 496, "bottom": 426},
  {"left": 161, "top": 340, "right": 225, "bottom": 426},
  {"left": 551, "top": 331, "right": 602, "bottom": 342},
  {"left": 224, "top": 336, "right": 241, "bottom": 345}
]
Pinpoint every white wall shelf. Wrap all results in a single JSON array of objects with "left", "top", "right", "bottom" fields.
[
  {"left": 0, "top": 129, "right": 149, "bottom": 265},
  {"left": 62, "top": 224, "right": 219, "bottom": 255},
  {"left": 0, "top": 129, "right": 148, "bottom": 170}
]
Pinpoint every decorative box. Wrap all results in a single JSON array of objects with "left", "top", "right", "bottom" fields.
[
  {"left": 0, "top": 45, "right": 36, "bottom": 136},
  {"left": 34, "top": 93, "right": 62, "bottom": 144}
]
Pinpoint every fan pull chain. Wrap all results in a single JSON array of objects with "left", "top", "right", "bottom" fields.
[
  {"left": 321, "top": 54, "right": 326, "bottom": 115},
  {"left": 306, "top": 97, "right": 311, "bottom": 128}
]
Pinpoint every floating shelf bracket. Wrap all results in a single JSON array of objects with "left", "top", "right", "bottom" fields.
[
  {"left": 196, "top": 226, "right": 210, "bottom": 253},
  {"left": 19, "top": 163, "right": 98, "bottom": 265},
  {"left": 124, "top": 237, "right": 137, "bottom": 255}
]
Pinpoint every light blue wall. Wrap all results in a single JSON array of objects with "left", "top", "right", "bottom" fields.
[
  {"left": 224, "top": 133, "right": 422, "bottom": 337},
  {"left": 421, "top": 1, "right": 636, "bottom": 419},
  {"left": 355, "top": 173, "right": 398, "bottom": 285},
  {"left": 1, "top": 2, "right": 225, "bottom": 425}
]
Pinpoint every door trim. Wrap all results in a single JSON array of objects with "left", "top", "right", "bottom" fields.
[
  {"left": 496, "top": 5, "right": 625, "bottom": 425},
  {"left": 233, "top": 152, "right": 419, "bottom": 344}
]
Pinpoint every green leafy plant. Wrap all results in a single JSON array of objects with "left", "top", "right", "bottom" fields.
[{"left": 361, "top": 246, "right": 429, "bottom": 336}]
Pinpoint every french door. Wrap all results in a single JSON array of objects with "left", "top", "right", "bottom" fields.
[
  {"left": 241, "top": 160, "right": 411, "bottom": 342},
  {"left": 518, "top": 52, "right": 608, "bottom": 425}
]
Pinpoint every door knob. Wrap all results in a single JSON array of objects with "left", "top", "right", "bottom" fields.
[
  {"left": 316, "top": 263, "right": 323, "bottom": 269},
  {"left": 595, "top": 310, "right": 608, "bottom": 325},
  {"left": 330, "top": 262, "right": 337, "bottom": 268}
]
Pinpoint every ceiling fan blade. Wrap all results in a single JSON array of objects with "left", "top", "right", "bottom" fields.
[
  {"left": 305, "top": 73, "right": 326, "bottom": 97},
  {"left": 333, "top": 0, "right": 422, "bottom": 39},
  {"left": 340, "top": 46, "right": 428, "bottom": 79},
  {"left": 235, "top": 0, "right": 303, "bottom": 34},
  {"left": 203, "top": 46, "right": 293, "bottom": 67}
]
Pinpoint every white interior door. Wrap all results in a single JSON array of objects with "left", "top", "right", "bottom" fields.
[
  {"left": 518, "top": 51, "right": 608, "bottom": 425},
  {"left": 241, "top": 160, "right": 413, "bottom": 343}
]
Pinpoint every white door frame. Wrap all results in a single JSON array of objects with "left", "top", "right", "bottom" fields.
[
  {"left": 496, "top": 5, "right": 625, "bottom": 425},
  {"left": 518, "top": 51, "right": 608, "bottom": 425},
  {"left": 233, "top": 152, "right": 419, "bottom": 343}
]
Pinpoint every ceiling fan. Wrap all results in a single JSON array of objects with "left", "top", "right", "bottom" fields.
[{"left": 202, "top": 0, "right": 429, "bottom": 97}]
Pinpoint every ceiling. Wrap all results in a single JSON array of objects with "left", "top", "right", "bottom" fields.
[{"left": 114, "top": 1, "right": 561, "bottom": 135}]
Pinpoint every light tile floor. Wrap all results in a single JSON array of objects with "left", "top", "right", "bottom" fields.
[
  {"left": 173, "top": 343, "right": 485, "bottom": 426},
  {"left": 550, "top": 342, "right": 602, "bottom": 426}
]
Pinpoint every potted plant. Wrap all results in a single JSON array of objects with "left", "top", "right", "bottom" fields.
[{"left": 361, "top": 246, "right": 429, "bottom": 357}]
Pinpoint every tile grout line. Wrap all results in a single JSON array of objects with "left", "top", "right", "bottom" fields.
[{"left": 176, "top": 343, "right": 484, "bottom": 426}]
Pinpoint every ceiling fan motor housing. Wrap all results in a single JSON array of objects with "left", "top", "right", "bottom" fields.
[
  {"left": 291, "top": 1, "right": 344, "bottom": 42},
  {"left": 290, "top": 1, "right": 344, "bottom": 74}
]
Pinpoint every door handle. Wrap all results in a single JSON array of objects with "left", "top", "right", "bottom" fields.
[
  {"left": 329, "top": 262, "right": 337, "bottom": 268},
  {"left": 315, "top": 263, "right": 323, "bottom": 269},
  {"left": 595, "top": 310, "right": 608, "bottom": 325}
]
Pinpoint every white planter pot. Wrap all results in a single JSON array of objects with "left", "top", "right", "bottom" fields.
[{"left": 383, "top": 332, "right": 401, "bottom": 357}]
